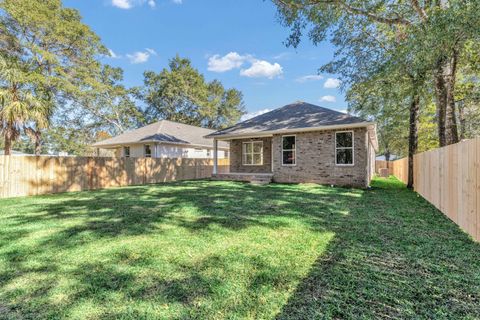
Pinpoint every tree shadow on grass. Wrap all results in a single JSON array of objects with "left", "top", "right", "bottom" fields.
[
  {"left": 1, "top": 178, "right": 479, "bottom": 318},
  {"left": 0, "top": 179, "right": 356, "bottom": 319},
  {"left": 275, "top": 178, "right": 480, "bottom": 319}
]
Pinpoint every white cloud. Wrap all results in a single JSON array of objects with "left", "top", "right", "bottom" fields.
[
  {"left": 126, "top": 48, "right": 157, "bottom": 64},
  {"left": 111, "top": 0, "right": 156, "bottom": 9},
  {"left": 339, "top": 109, "right": 348, "bottom": 114},
  {"left": 145, "top": 48, "right": 157, "bottom": 55},
  {"left": 319, "top": 95, "right": 337, "bottom": 103},
  {"left": 324, "top": 78, "right": 341, "bottom": 88},
  {"left": 207, "top": 52, "right": 283, "bottom": 79},
  {"left": 273, "top": 52, "right": 291, "bottom": 60},
  {"left": 240, "top": 60, "right": 283, "bottom": 79},
  {"left": 295, "top": 74, "right": 323, "bottom": 83},
  {"left": 112, "top": 0, "right": 132, "bottom": 9},
  {"left": 108, "top": 49, "right": 120, "bottom": 59},
  {"left": 240, "top": 108, "right": 272, "bottom": 122},
  {"left": 208, "top": 52, "right": 251, "bottom": 72}
]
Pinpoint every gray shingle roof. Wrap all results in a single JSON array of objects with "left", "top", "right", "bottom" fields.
[
  {"left": 206, "top": 101, "right": 371, "bottom": 138},
  {"left": 92, "top": 120, "right": 229, "bottom": 149}
]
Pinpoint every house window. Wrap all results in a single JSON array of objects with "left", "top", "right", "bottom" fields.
[
  {"left": 282, "top": 135, "right": 296, "bottom": 166},
  {"left": 144, "top": 144, "right": 152, "bottom": 158},
  {"left": 336, "top": 131, "right": 354, "bottom": 165},
  {"left": 243, "top": 141, "right": 263, "bottom": 165},
  {"left": 123, "top": 146, "right": 130, "bottom": 158}
]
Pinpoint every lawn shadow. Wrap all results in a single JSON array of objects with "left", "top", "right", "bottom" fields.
[
  {"left": 1, "top": 178, "right": 479, "bottom": 318},
  {"left": 275, "top": 178, "right": 480, "bottom": 319},
  {"left": 0, "top": 179, "right": 359, "bottom": 319}
]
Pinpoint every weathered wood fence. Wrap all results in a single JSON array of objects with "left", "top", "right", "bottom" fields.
[
  {"left": 376, "top": 138, "right": 480, "bottom": 241},
  {"left": 0, "top": 156, "right": 229, "bottom": 198}
]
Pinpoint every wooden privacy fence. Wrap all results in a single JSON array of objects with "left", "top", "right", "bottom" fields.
[
  {"left": 376, "top": 138, "right": 480, "bottom": 241},
  {"left": 414, "top": 138, "right": 480, "bottom": 241},
  {"left": 375, "top": 158, "right": 409, "bottom": 184},
  {"left": 0, "top": 156, "right": 229, "bottom": 198}
]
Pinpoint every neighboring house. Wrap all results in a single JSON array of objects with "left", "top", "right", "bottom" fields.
[
  {"left": 0, "top": 150, "right": 32, "bottom": 155},
  {"left": 92, "top": 120, "right": 229, "bottom": 159},
  {"left": 206, "top": 101, "right": 378, "bottom": 187},
  {"left": 376, "top": 154, "right": 399, "bottom": 161}
]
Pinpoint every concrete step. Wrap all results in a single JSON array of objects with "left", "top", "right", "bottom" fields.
[{"left": 212, "top": 173, "right": 273, "bottom": 184}]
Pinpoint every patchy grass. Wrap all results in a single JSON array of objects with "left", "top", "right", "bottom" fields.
[{"left": 0, "top": 177, "right": 479, "bottom": 319}]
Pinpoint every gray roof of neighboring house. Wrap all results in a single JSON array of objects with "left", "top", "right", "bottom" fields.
[
  {"left": 376, "top": 154, "right": 400, "bottom": 161},
  {"left": 0, "top": 150, "right": 31, "bottom": 155},
  {"left": 92, "top": 120, "right": 229, "bottom": 149},
  {"left": 206, "top": 101, "right": 372, "bottom": 138}
]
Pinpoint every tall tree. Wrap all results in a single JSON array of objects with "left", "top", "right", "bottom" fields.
[
  {"left": 0, "top": 0, "right": 107, "bottom": 154},
  {"left": 273, "top": 0, "right": 480, "bottom": 147},
  {"left": 0, "top": 58, "right": 47, "bottom": 155},
  {"left": 47, "top": 65, "right": 144, "bottom": 155},
  {"left": 141, "top": 55, "right": 245, "bottom": 129}
]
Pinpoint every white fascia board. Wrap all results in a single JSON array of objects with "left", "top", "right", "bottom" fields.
[{"left": 91, "top": 140, "right": 230, "bottom": 150}]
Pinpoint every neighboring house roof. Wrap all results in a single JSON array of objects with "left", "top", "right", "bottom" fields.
[
  {"left": 206, "top": 101, "right": 376, "bottom": 140},
  {"left": 376, "top": 154, "right": 399, "bottom": 161},
  {"left": 0, "top": 150, "right": 31, "bottom": 155},
  {"left": 92, "top": 120, "right": 229, "bottom": 149}
]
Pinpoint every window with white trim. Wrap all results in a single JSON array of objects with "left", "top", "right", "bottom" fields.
[
  {"left": 335, "top": 131, "right": 354, "bottom": 165},
  {"left": 243, "top": 141, "right": 263, "bottom": 165},
  {"left": 123, "top": 146, "right": 130, "bottom": 158},
  {"left": 144, "top": 144, "right": 152, "bottom": 158},
  {"left": 282, "top": 135, "right": 296, "bottom": 165}
]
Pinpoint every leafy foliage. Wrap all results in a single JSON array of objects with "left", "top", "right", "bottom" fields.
[{"left": 141, "top": 55, "right": 245, "bottom": 129}]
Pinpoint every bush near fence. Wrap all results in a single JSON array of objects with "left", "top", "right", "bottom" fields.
[
  {"left": 0, "top": 156, "right": 229, "bottom": 198},
  {"left": 375, "top": 138, "right": 480, "bottom": 242}
]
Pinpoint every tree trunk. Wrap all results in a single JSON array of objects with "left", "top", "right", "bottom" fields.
[
  {"left": 3, "top": 122, "right": 15, "bottom": 156},
  {"left": 407, "top": 93, "right": 420, "bottom": 189},
  {"left": 434, "top": 66, "right": 447, "bottom": 147},
  {"left": 25, "top": 127, "right": 42, "bottom": 155},
  {"left": 458, "top": 100, "right": 465, "bottom": 140},
  {"left": 444, "top": 52, "right": 459, "bottom": 145},
  {"left": 434, "top": 54, "right": 459, "bottom": 146}
]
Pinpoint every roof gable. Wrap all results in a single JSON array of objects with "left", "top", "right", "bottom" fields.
[
  {"left": 207, "top": 101, "right": 370, "bottom": 138},
  {"left": 92, "top": 120, "right": 228, "bottom": 148}
]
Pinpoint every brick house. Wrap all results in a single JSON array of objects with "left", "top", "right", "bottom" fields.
[{"left": 206, "top": 101, "right": 378, "bottom": 188}]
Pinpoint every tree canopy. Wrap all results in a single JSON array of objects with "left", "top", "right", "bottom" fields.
[
  {"left": 0, "top": 2, "right": 245, "bottom": 155},
  {"left": 273, "top": 0, "right": 480, "bottom": 187},
  {"left": 141, "top": 55, "right": 245, "bottom": 130}
]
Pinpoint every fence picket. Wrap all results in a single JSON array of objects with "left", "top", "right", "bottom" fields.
[
  {"left": 0, "top": 156, "right": 229, "bottom": 198},
  {"left": 376, "top": 138, "right": 479, "bottom": 242}
]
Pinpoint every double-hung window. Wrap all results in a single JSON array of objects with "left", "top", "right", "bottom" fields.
[
  {"left": 144, "top": 144, "right": 152, "bottom": 158},
  {"left": 335, "top": 131, "right": 354, "bottom": 165},
  {"left": 243, "top": 141, "right": 263, "bottom": 165},
  {"left": 282, "top": 135, "right": 296, "bottom": 166},
  {"left": 123, "top": 146, "right": 130, "bottom": 158}
]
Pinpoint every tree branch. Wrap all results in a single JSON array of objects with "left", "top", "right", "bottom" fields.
[
  {"left": 410, "top": 0, "right": 428, "bottom": 21},
  {"left": 277, "top": 0, "right": 412, "bottom": 25}
]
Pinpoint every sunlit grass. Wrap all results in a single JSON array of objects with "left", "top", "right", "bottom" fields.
[{"left": 0, "top": 177, "right": 479, "bottom": 319}]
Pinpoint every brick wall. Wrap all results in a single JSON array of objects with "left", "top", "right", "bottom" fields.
[
  {"left": 228, "top": 128, "right": 369, "bottom": 187},
  {"left": 271, "top": 128, "right": 368, "bottom": 187},
  {"left": 230, "top": 137, "right": 272, "bottom": 173}
]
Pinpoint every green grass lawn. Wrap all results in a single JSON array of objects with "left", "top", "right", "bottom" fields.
[{"left": 0, "top": 177, "right": 479, "bottom": 319}]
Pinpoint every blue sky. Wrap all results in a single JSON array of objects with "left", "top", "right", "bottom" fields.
[{"left": 64, "top": 0, "right": 346, "bottom": 119}]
